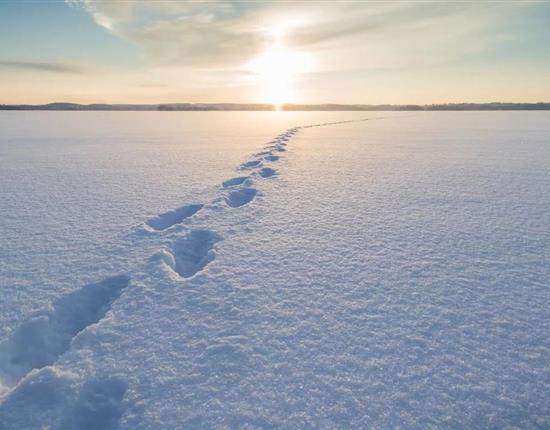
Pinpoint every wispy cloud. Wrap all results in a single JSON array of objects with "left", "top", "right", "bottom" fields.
[
  {"left": 285, "top": 3, "right": 470, "bottom": 47},
  {"left": 56, "top": 0, "right": 550, "bottom": 104},
  {"left": 67, "top": 0, "right": 265, "bottom": 67},
  {"left": 66, "top": 0, "right": 535, "bottom": 72},
  {"left": 0, "top": 61, "right": 91, "bottom": 74}
]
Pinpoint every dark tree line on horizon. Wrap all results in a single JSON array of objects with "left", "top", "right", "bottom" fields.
[{"left": 1, "top": 102, "right": 550, "bottom": 111}]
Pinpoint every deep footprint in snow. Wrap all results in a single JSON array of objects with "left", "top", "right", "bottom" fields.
[
  {"left": 259, "top": 167, "right": 277, "bottom": 178},
  {"left": 264, "top": 154, "right": 279, "bottom": 162},
  {"left": 240, "top": 160, "right": 262, "bottom": 170},
  {"left": 58, "top": 377, "right": 127, "bottom": 430},
  {"left": 225, "top": 188, "right": 257, "bottom": 208},
  {"left": 170, "top": 229, "right": 222, "bottom": 278},
  {"left": 146, "top": 204, "right": 203, "bottom": 231},
  {"left": 0, "top": 366, "right": 77, "bottom": 428},
  {"left": 222, "top": 176, "right": 248, "bottom": 188},
  {"left": 0, "top": 275, "right": 130, "bottom": 388}
]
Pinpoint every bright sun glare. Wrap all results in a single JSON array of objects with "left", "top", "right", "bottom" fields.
[{"left": 248, "top": 21, "right": 311, "bottom": 109}]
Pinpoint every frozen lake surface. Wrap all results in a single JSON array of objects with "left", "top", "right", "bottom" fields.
[{"left": 0, "top": 112, "right": 549, "bottom": 429}]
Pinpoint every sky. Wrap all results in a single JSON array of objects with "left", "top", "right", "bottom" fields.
[{"left": 0, "top": 0, "right": 549, "bottom": 105}]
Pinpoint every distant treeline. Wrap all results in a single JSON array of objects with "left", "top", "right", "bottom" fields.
[
  {"left": 1, "top": 102, "right": 550, "bottom": 111},
  {"left": 282, "top": 103, "right": 550, "bottom": 111}
]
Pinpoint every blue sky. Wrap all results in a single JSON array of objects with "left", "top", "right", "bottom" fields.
[
  {"left": 1, "top": 1, "right": 549, "bottom": 104},
  {"left": 0, "top": 1, "right": 139, "bottom": 67}
]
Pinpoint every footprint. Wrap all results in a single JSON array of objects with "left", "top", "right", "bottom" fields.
[
  {"left": 225, "top": 188, "right": 257, "bottom": 208},
  {"left": 0, "top": 276, "right": 130, "bottom": 388},
  {"left": 222, "top": 177, "right": 248, "bottom": 188},
  {"left": 0, "top": 366, "right": 78, "bottom": 429},
  {"left": 239, "top": 160, "right": 262, "bottom": 170},
  {"left": 254, "top": 151, "right": 270, "bottom": 157},
  {"left": 259, "top": 167, "right": 277, "bottom": 178},
  {"left": 274, "top": 146, "right": 286, "bottom": 152},
  {"left": 58, "top": 377, "right": 127, "bottom": 430},
  {"left": 264, "top": 155, "right": 279, "bottom": 162},
  {"left": 170, "top": 229, "right": 222, "bottom": 278},
  {"left": 146, "top": 204, "right": 203, "bottom": 231}
]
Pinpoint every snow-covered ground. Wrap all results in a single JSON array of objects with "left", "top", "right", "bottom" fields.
[{"left": 0, "top": 111, "right": 549, "bottom": 429}]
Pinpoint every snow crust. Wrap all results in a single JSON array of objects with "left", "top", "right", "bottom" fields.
[{"left": 1, "top": 111, "right": 549, "bottom": 429}]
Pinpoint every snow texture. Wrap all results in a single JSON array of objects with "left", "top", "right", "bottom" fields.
[{"left": 0, "top": 111, "right": 549, "bottom": 429}]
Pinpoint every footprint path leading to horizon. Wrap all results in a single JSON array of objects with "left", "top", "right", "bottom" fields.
[
  {"left": 0, "top": 116, "right": 388, "bottom": 424},
  {"left": 143, "top": 118, "right": 387, "bottom": 278}
]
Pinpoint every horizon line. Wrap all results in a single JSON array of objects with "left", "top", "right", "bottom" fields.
[{"left": 2, "top": 101, "right": 550, "bottom": 112}]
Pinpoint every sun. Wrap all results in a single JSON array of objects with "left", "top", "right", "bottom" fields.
[
  {"left": 249, "top": 45, "right": 304, "bottom": 108},
  {"left": 248, "top": 22, "right": 312, "bottom": 109}
]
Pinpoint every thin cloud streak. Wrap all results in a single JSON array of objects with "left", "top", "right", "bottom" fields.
[{"left": 0, "top": 61, "right": 91, "bottom": 74}]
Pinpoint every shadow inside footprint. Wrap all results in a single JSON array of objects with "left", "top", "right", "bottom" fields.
[
  {"left": 171, "top": 229, "right": 222, "bottom": 278},
  {"left": 0, "top": 276, "right": 130, "bottom": 388},
  {"left": 0, "top": 367, "right": 78, "bottom": 429},
  {"left": 259, "top": 167, "right": 277, "bottom": 178},
  {"left": 146, "top": 204, "right": 203, "bottom": 231},
  {"left": 225, "top": 188, "right": 257, "bottom": 208},
  {"left": 58, "top": 377, "right": 127, "bottom": 430},
  {"left": 240, "top": 160, "right": 262, "bottom": 169},
  {"left": 264, "top": 155, "right": 279, "bottom": 162},
  {"left": 222, "top": 177, "right": 248, "bottom": 188}
]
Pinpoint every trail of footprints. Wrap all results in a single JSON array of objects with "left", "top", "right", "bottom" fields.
[
  {"left": 147, "top": 126, "right": 300, "bottom": 280},
  {"left": 0, "top": 118, "right": 377, "bottom": 426},
  {"left": 146, "top": 120, "right": 370, "bottom": 281},
  {"left": 0, "top": 126, "right": 298, "bottom": 425}
]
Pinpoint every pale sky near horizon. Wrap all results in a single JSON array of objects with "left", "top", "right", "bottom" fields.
[{"left": 1, "top": 0, "right": 549, "bottom": 105}]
